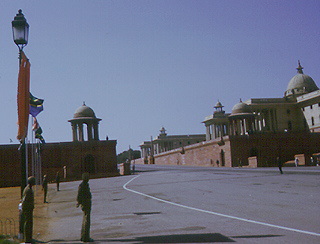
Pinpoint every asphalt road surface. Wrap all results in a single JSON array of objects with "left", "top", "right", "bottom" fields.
[{"left": 41, "top": 165, "right": 320, "bottom": 243}]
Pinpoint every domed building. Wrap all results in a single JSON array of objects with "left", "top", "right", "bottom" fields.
[
  {"left": 201, "top": 62, "right": 320, "bottom": 167},
  {"left": 285, "top": 62, "right": 319, "bottom": 99},
  {"left": 68, "top": 103, "right": 102, "bottom": 141},
  {"left": 203, "top": 101, "right": 230, "bottom": 141},
  {"left": 0, "top": 103, "right": 118, "bottom": 187},
  {"left": 140, "top": 126, "right": 206, "bottom": 159},
  {"left": 228, "top": 100, "right": 256, "bottom": 136},
  {"left": 136, "top": 62, "right": 320, "bottom": 169}
]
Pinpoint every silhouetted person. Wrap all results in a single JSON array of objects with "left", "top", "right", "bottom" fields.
[
  {"left": 22, "top": 176, "right": 36, "bottom": 243},
  {"left": 56, "top": 172, "right": 60, "bottom": 191},
  {"left": 132, "top": 160, "right": 136, "bottom": 174},
  {"left": 277, "top": 157, "right": 283, "bottom": 174},
  {"left": 42, "top": 174, "right": 48, "bottom": 203},
  {"left": 77, "top": 173, "right": 93, "bottom": 242}
]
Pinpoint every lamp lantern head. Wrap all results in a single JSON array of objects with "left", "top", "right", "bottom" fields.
[{"left": 12, "top": 9, "right": 29, "bottom": 50}]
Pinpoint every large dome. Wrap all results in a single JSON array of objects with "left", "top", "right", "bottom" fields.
[
  {"left": 73, "top": 103, "right": 96, "bottom": 118},
  {"left": 231, "top": 101, "right": 252, "bottom": 115},
  {"left": 285, "top": 62, "right": 319, "bottom": 98}
]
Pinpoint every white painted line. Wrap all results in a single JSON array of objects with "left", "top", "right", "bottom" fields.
[{"left": 123, "top": 175, "right": 320, "bottom": 237}]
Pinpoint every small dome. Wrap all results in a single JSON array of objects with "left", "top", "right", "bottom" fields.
[
  {"left": 231, "top": 100, "right": 252, "bottom": 115},
  {"left": 285, "top": 62, "right": 319, "bottom": 97},
  {"left": 159, "top": 127, "right": 167, "bottom": 136},
  {"left": 73, "top": 103, "right": 96, "bottom": 118},
  {"left": 214, "top": 101, "right": 223, "bottom": 108}
]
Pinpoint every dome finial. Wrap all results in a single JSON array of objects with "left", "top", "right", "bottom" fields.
[
  {"left": 83, "top": 101, "right": 86, "bottom": 106},
  {"left": 297, "top": 60, "right": 304, "bottom": 74}
]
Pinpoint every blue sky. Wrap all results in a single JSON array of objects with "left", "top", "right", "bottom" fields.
[{"left": 0, "top": 0, "right": 319, "bottom": 153}]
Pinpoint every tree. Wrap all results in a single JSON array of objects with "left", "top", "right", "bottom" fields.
[{"left": 117, "top": 149, "right": 141, "bottom": 164}]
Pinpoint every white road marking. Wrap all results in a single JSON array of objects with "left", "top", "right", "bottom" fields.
[{"left": 123, "top": 175, "right": 320, "bottom": 237}]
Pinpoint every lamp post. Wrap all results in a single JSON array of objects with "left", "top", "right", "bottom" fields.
[
  {"left": 12, "top": 9, "right": 29, "bottom": 197},
  {"left": 12, "top": 9, "right": 29, "bottom": 57}
]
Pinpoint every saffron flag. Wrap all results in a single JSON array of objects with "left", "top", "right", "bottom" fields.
[
  {"left": 32, "top": 117, "right": 45, "bottom": 144},
  {"left": 30, "top": 93, "right": 44, "bottom": 117},
  {"left": 17, "top": 51, "right": 30, "bottom": 141},
  {"left": 32, "top": 117, "right": 39, "bottom": 131}
]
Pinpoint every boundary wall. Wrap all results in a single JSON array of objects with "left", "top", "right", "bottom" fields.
[{"left": 136, "top": 137, "right": 232, "bottom": 167}]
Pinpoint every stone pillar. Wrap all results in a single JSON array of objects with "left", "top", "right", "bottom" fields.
[
  {"left": 240, "top": 119, "right": 244, "bottom": 135},
  {"left": 87, "top": 123, "right": 93, "bottom": 141},
  {"left": 141, "top": 148, "right": 146, "bottom": 158},
  {"left": 72, "top": 123, "right": 78, "bottom": 141},
  {"left": 206, "top": 126, "right": 211, "bottom": 140},
  {"left": 93, "top": 122, "right": 99, "bottom": 140},
  {"left": 78, "top": 123, "right": 84, "bottom": 141}
]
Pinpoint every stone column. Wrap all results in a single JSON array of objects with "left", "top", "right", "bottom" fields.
[
  {"left": 206, "top": 126, "right": 210, "bottom": 140},
  {"left": 72, "top": 123, "right": 78, "bottom": 141},
  {"left": 78, "top": 123, "right": 84, "bottom": 141},
  {"left": 87, "top": 123, "right": 93, "bottom": 141},
  {"left": 93, "top": 122, "right": 99, "bottom": 140}
]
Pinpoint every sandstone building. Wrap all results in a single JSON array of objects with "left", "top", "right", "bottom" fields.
[
  {"left": 138, "top": 62, "right": 320, "bottom": 167},
  {"left": 140, "top": 127, "right": 206, "bottom": 160},
  {"left": 0, "top": 103, "right": 117, "bottom": 187}
]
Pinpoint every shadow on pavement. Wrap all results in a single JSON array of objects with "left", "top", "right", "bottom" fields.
[
  {"left": 44, "top": 240, "right": 82, "bottom": 243},
  {"left": 34, "top": 239, "right": 46, "bottom": 243},
  {"left": 230, "top": 234, "right": 283, "bottom": 239},
  {"left": 107, "top": 233, "right": 235, "bottom": 243},
  {"left": 41, "top": 234, "right": 284, "bottom": 243}
]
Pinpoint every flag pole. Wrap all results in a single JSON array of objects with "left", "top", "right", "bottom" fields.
[
  {"left": 17, "top": 50, "right": 31, "bottom": 197},
  {"left": 19, "top": 138, "right": 27, "bottom": 197}
]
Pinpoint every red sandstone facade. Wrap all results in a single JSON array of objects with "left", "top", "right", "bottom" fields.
[
  {"left": 0, "top": 140, "right": 117, "bottom": 187},
  {"left": 0, "top": 103, "right": 118, "bottom": 187},
  {"left": 137, "top": 63, "right": 320, "bottom": 168},
  {"left": 136, "top": 132, "right": 320, "bottom": 167}
]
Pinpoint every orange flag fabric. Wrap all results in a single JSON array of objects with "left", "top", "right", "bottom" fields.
[{"left": 17, "top": 51, "right": 30, "bottom": 141}]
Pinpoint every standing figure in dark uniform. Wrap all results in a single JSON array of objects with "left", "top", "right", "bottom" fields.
[
  {"left": 22, "top": 176, "right": 36, "bottom": 243},
  {"left": 42, "top": 175, "right": 48, "bottom": 203},
  {"left": 77, "top": 173, "right": 93, "bottom": 242},
  {"left": 277, "top": 157, "right": 283, "bottom": 174},
  {"left": 56, "top": 172, "right": 60, "bottom": 191}
]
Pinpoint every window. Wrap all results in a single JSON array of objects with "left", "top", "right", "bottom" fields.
[
  {"left": 310, "top": 105, "right": 313, "bottom": 109},
  {"left": 311, "top": 117, "right": 315, "bottom": 126}
]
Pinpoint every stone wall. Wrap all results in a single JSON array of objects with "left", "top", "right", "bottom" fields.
[
  {"left": 0, "top": 140, "right": 118, "bottom": 187},
  {"left": 136, "top": 137, "right": 232, "bottom": 167},
  {"left": 136, "top": 132, "right": 320, "bottom": 168}
]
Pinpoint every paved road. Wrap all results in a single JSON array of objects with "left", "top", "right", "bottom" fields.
[{"left": 40, "top": 165, "right": 320, "bottom": 243}]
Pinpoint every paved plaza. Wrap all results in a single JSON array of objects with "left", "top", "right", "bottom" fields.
[{"left": 38, "top": 165, "right": 320, "bottom": 243}]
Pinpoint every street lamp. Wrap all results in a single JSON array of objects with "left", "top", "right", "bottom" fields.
[
  {"left": 12, "top": 9, "right": 29, "bottom": 197},
  {"left": 12, "top": 9, "right": 29, "bottom": 53}
]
